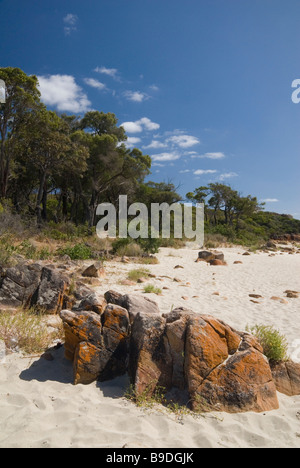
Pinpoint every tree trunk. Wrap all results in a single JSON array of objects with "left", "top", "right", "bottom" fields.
[
  {"left": 41, "top": 184, "right": 48, "bottom": 222},
  {"left": 36, "top": 171, "right": 46, "bottom": 227}
]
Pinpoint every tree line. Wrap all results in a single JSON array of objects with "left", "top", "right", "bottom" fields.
[
  {"left": 0, "top": 67, "right": 182, "bottom": 230},
  {"left": 1, "top": 67, "right": 299, "bottom": 244}
]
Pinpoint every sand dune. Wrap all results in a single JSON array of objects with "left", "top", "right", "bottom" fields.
[{"left": 0, "top": 246, "right": 300, "bottom": 448}]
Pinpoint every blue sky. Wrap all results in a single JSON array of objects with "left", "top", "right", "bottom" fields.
[{"left": 1, "top": 0, "right": 299, "bottom": 217}]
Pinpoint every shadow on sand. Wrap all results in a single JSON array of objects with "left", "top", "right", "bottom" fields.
[{"left": 19, "top": 345, "right": 130, "bottom": 399}]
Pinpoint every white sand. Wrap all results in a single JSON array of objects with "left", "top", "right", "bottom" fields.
[{"left": 0, "top": 246, "right": 300, "bottom": 448}]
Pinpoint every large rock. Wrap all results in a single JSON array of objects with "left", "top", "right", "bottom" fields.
[
  {"left": 122, "top": 294, "right": 160, "bottom": 323},
  {"left": 104, "top": 290, "right": 160, "bottom": 324},
  {"left": 196, "top": 250, "right": 225, "bottom": 263},
  {"left": 0, "top": 263, "right": 43, "bottom": 307},
  {"left": 163, "top": 308, "right": 191, "bottom": 390},
  {"left": 33, "top": 266, "right": 70, "bottom": 314},
  {"left": 128, "top": 312, "right": 171, "bottom": 397},
  {"left": 184, "top": 315, "right": 279, "bottom": 413},
  {"left": 77, "top": 292, "right": 107, "bottom": 315},
  {"left": 270, "top": 361, "right": 300, "bottom": 396},
  {"left": 0, "top": 262, "right": 72, "bottom": 314},
  {"left": 60, "top": 303, "right": 130, "bottom": 384},
  {"left": 59, "top": 290, "right": 281, "bottom": 414}
]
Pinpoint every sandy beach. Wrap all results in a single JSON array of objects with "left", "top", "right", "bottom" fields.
[{"left": 0, "top": 246, "right": 300, "bottom": 448}]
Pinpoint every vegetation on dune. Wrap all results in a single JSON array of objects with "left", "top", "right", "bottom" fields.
[
  {"left": 0, "top": 66, "right": 299, "bottom": 266},
  {"left": 246, "top": 324, "right": 289, "bottom": 363}
]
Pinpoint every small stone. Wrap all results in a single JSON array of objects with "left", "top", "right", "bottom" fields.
[
  {"left": 137, "top": 277, "right": 148, "bottom": 283},
  {"left": 286, "top": 292, "right": 299, "bottom": 298},
  {"left": 270, "top": 296, "right": 288, "bottom": 304},
  {"left": 82, "top": 262, "right": 105, "bottom": 279},
  {"left": 120, "top": 280, "right": 136, "bottom": 286}
]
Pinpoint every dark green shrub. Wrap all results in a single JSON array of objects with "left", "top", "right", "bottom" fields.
[{"left": 57, "top": 243, "right": 93, "bottom": 260}]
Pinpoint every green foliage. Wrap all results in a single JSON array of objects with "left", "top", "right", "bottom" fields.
[
  {"left": 0, "top": 237, "right": 17, "bottom": 267},
  {"left": 143, "top": 284, "right": 162, "bottom": 295},
  {"left": 127, "top": 268, "right": 151, "bottom": 282},
  {"left": 42, "top": 221, "right": 90, "bottom": 241},
  {"left": 57, "top": 243, "right": 93, "bottom": 260},
  {"left": 137, "top": 236, "right": 161, "bottom": 254},
  {"left": 247, "top": 324, "right": 289, "bottom": 363}
]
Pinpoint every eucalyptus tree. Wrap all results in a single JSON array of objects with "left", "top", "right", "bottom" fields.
[{"left": 0, "top": 67, "right": 41, "bottom": 198}]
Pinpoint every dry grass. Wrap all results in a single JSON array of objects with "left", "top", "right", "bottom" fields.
[{"left": 0, "top": 308, "right": 61, "bottom": 354}]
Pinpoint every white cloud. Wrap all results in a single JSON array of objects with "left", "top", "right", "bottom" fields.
[
  {"left": 63, "top": 13, "right": 78, "bottom": 35},
  {"left": 124, "top": 90, "right": 149, "bottom": 103},
  {"left": 138, "top": 117, "right": 160, "bottom": 131},
  {"left": 149, "top": 85, "right": 159, "bottom": 91},
  {"left": 191, "top": 152, "right": 225, "bottom": 160},
  {"left": 126, "top": 137, "right": 142, "bottom": 147},
  {"left": 194, "top": 169, "right": 218, "bottom": 176},
  {"left": 37, "top": 74, "right": 91, "bottom": 113},
  {"left": 121, "top": 118, "right": 160, "bottom": 134},
  {"left": 179, "top": 169, "right": 191, "bottom": 173},
  {"left": 84, "top": 78, "right": 106, "bottom": 91},
  {"left": 143, "top": 140, "right": 167, "bottom": 149},
  {"left": 121, "top": 121, "right": 143, "bottom": 133},
  {"left": 152, "top": 152, "right": 180, "bottom": 162},
  {"left": 219, "top": 172, "right": 238, "bottom": 181},
  {"left": 261, "top": 198, "right": 279, "bottom": 203},
  {"left": 167, "top": 134, "right": 200, "bottom": 148},
  {"left": 94, "top": 66, "right": 119, "bottom": 81}
]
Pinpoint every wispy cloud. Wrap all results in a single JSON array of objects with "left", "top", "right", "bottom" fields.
[
  {"left": 63, "top": 13, "right": 78, "bottom": 36},
  {"left": 152, "top": 152, "right": 180, "bottom": 162},
  {"left": 94, "top": 66, "right": 120, "bottom": 81},
  {"left": 124, "top": 90, "right": 150, "bottom": 103},
  {"left": 143, "top": 140, "right": 167, "bottom": 149},
  {"left": 191, "top": 152, "right": 225, "bottom": 160},
  {"left": 194, "top": 169, "right": 218, "bottom": 176},
  {"left": 84, "top": 78, "right": 106, "bottom": 91},
  {"left": 121, "top": 118, "right": 160, "bottom": 134},
  {"left": 37, "top": 74, "right": 91, "bottom": 113},
  {"left": 261, "top": 198, "right": 279, "bottom": 203},
  {"left": 219, "top": 172, "right": 238, "bottom": 181}
]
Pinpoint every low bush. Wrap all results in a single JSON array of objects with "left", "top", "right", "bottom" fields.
[
  {"left": 127, "top": 268, "right": 151, "bottom": 282},
  {"left": 56, "top": 243, "right": 93, "bottom": 260},
  {"left": 143, "top": 284, "right": 162, "bottom": 295},
  {"left": 247, "top": 324, "right": 289, "bottom": 363}
]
